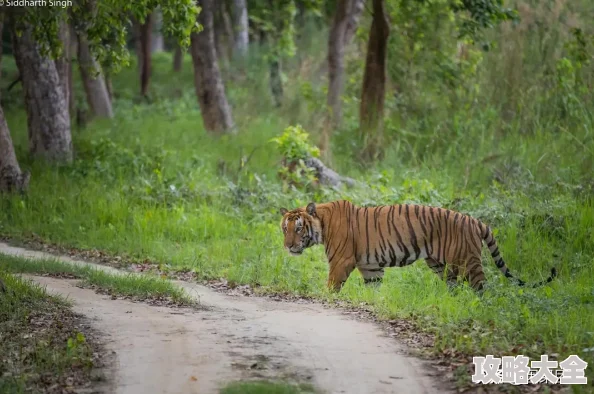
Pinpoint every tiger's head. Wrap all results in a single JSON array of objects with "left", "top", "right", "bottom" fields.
[{"left": 279, "top": 202, "right": 322, "bottom": 256}]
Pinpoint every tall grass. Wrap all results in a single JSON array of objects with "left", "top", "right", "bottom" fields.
[{"left": 0, "top": 0, "right": 593, "bottom": 389}]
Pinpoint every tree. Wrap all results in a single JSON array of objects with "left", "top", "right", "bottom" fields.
[
  {"left": 0, "top": 105, "right": 30, "bottom": 193},
  {"left": 359, "top": 0, "right": 390, "bottom": 162},
  {"left": 320, "top": 0, "right": 365, "bottom": 157},
  {"left": 249, "top": 0, "right": 298, "bottom": 108},
  {"left": 11, "top": 17, "right": 73, "bottom": 162},
  {"left": 190, "top": 0, "right": 235, "bottom": 133},
  {"left": 173, "top": 44, "right": 183, "bottom": 71},
  {"left": 0, "top": 14, "right": 28, "bottom": 194},
  {"left": 138, "top": 13, "right": 153, "bottom": 98},
  {"left": 344, "top": 0, "right": 364, "bottom": 45},
  {"left": 230, "top": 0, "right": 249, "bottom": 57},
  {"left": 77, "top": 33, "right": 114, "bottom": 118},
  {"left": 353, "top": 0, "right": 517, "bottom": 162},
  {"left": 151, "top": 8, "right": 164, "bottom": 52},
  {"left": 213, "top": 0, "right": 234, "bottom": 67},
  {"left": 55, "top": 20, "right": 73, "bottom": 115}
]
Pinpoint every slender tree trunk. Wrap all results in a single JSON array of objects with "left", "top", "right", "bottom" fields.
[
  {"left": 344, "top": 0, "right": 365, "bottom": 45},
  {"left": 213, "top": 0, "right": 233, "bottom": 67},
  {"left": 190, "top": 0, "right": 235, "bottom": 133},
  {"left": 11, "top": 20, "right": 72, "bottom": 162},
  {"left": 77, "top": 33, "right": 113, "bottom": 118},
  {"left": 0, "top": 28, "right": 29, "bottom": 194},
  {"left": 173, "top": 44, "right": 183, "bottom": 72},
  {"left": 359, "top": 0, "right": 389, "bottom": 162},
  {"left": 105, "top": 75, "right": 113, "bottom": 101},
  {"left": 68, "top": 25, "right": 77, "bottom": 115},
  {"left": 0, "top": 14, "right": 3, "bottom": 103},
  {"left": 269, "top": 57, "right": 283, "bottom": 108},
  {"left": 0, "top": 105, "right": 29, "bottom": 193},
  {"left": 151, "top": 8, "right": 164, "bottom": 53},
  {"left": 139, "top": 13, "right": 153, "bottom": 97},
  {"left": 325, "top": 0, "right": 350, "bottom": 129},
  {"left": 55, "top": 20, "right": 72, "bottom": 115},
  {"left": 230, "top": 0, "right": 249, "bottom": 57},
  {"left": 320, "top": 0, "right": 366, "bottom": 158}
]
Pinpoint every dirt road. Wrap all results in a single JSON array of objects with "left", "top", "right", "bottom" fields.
[{"left": 1, "top": 242, "right": 445, "bottom": 394}]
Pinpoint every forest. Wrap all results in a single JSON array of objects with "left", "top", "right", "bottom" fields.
[{"left": 0, "top": 0, "right": 593, "bottom": 393}]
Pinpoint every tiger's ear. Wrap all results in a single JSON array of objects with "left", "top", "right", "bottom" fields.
[
  {"left": 306, "top": 202, "right": 316, "bottom": 216},
  {"left": 280, "top": 208, "right": 289, "bottom": 216}
]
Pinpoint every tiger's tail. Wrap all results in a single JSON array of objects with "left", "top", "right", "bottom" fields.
[{"left": 481, "top": 224, "right": 557, "bottom": 288}]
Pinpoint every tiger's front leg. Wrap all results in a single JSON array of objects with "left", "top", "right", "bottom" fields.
[{"left": 327, "top": 258, "right": 356, "bottom": 293}]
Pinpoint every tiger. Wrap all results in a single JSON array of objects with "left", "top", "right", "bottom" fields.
[{"left": 279, "top": 199, "right": 557, "bottom": 292}]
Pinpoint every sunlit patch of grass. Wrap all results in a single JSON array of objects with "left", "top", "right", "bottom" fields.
[
  {"left": 0, "top": 254, "right": 195, "bottom": 307},
  {"left": 220, "top": 380, "right": 317, "bottom": 394}
]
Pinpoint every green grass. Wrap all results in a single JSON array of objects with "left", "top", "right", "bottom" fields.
[
  {"left": 220, "top": 380, "right": 317, "bottom": 394},
  {"left": 1, "top": 3, "right": 594, "bottom": 391},
  {"left": 0, "top": 253, "right": 196, "bottom": 307},
  {"left": 0, "top": 271, "right": 98, "bottom": 393}
]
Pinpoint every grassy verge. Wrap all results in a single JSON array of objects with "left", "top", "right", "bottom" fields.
[
  {"left": 0, "top": 253, "right": 196, "bottom": 308},
  {"left": 0, "top": 271, "right": 103, "bottom": 393},
  {"left": 220, "top": 380, "right": 317, "bottom": 394}
]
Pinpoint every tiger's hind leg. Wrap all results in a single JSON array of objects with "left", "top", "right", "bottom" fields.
[
  {"left": 357, "top": 266, "right": 385, "bottom": 288},
  {"left": 425, "top": 258, "right": 458, "bottom": 287},
  {"left": 458, "top": 256, "right": 486, "bottom": 291}
]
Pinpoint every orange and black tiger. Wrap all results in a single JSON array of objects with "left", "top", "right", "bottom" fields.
[{"left": 279, "top": 200, "right": 557, "bottom": 292}]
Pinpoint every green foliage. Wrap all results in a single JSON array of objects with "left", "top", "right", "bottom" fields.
[
  {"left": 450, "top": 0, "right": 518, "bottom": 45},
  {"left": 271, "top": 124, "right": 321, "bottom": 190},
  {"left": 11, "top": 0, "right": 201, "bottom": 74},
  {"left": 248, "top": 0, "right": 323, "bottom": 61},
  {"left": 271, "top": 124, "right": 320, "bottom": 161}
]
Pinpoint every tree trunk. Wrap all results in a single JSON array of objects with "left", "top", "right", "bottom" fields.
[
  {"left": 139, "top": 13, "right": 153, "bottom": 97},
  {"left": 77, "top": 33, "right": 114, "bottom": 118},
  {"left": 0, "top": 105, "right": 30, "bottom": 193},
  {"left": 325, "top": 0, "right": 350, "bottom": 129},
  {"left": 105, "top": 75, "right": 113, "bottom": 101},
  {"left": 213, "top": 0, "right": 233, "bottom": 67},
  {"left": 0, "top": 14, "right": 3, "bottom": 103},
  {"left": 230, "top": 0, "right": 249, "bottom": 57},
  {"left": 68, "top": 25, "right": 77, "bottom": 115},
  {"left": 55, "top": 20, "right": 72, "bottom": 116},
  {"left": 151, "top": 8, "right": 164, "bottom": 53},
  {"left": 320, "top": 0, "right": 366, "bottom": 158},
  {"left": 11, "top": 21, "right": 72, "bottom": 162},
  {"left": 344, "top": 0, "right": 365, "bottom": 45},
  {"left": 269, "top": 57, "right": 283, "bottom": 108},
  {"left": 359, "top": 0, "right": 389, "bottom": 162},
  {"left": 173, "top": 44, "right": 183, "bottom": 72},
  {"left": 190, "top": 0, "right": 235, "bottom": 133}
]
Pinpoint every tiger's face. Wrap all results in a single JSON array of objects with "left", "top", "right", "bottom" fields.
[{"left": 279, "top": 203, "right": 321, "bottom": 256}]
